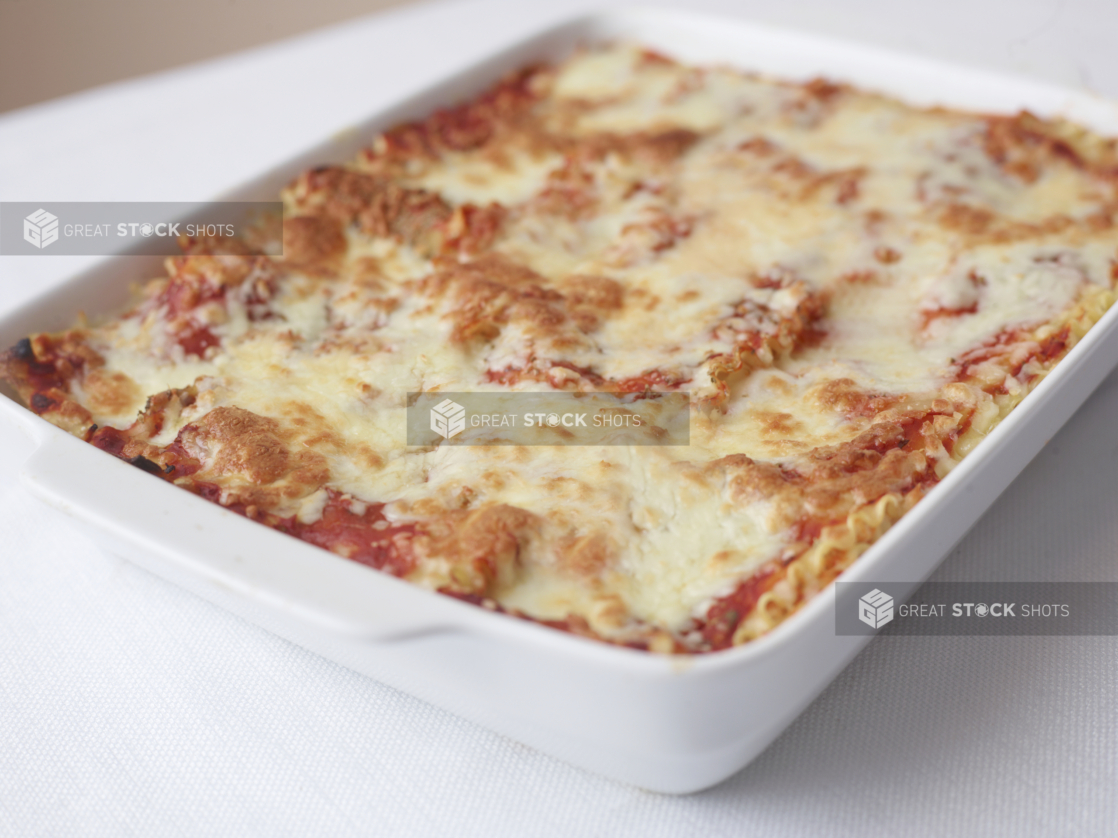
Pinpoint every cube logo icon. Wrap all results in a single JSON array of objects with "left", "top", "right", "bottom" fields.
[
  {"left": 430, "top": 398, "right": 466, "bottom": 439},
  {"left": 23, "top": 209, "right": 60, "bottom": 249},
  {"left": 858, "top": 588, "right": 894, "bottom": 629}
]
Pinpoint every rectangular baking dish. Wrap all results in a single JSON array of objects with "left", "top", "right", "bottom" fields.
[{"left": 3, "top": 9, "right": 1118, "bottom": 794}]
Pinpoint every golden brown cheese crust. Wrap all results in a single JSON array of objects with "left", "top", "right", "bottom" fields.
[{"left": 4, "top": 43, "right": 1118, "bottom": 653}]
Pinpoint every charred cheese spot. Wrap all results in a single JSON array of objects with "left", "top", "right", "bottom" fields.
[
  {"left": 441, "top": 202, "right": 507, "bottom": 256},
  {"left": 287, "top": 166, "right": 384, "bottom": 224},
  {"left": 715, "top": 425, "right": 925, "bottom": 533},
  {"left": 556, "top": 530, "right": 617, "bottom": 578},
  {"left": 80, "top": 368, "right": 142, "bottom": 419},
  {"left": 422, "top": 253, "right": 566, "bottom": 345},
  {"left": 625, "top": 128, "right": 702, "bottom": 164},
  {"left": 562, "top": 274, "right": 625, "bottom": 309},
  {"left": 179, "top": 407, "right": 293, "bottom": 484},
  {"left": 176, "top": 406, "right": 329, "bottom": 511},
  {"left": 282, "top": 215, "right": 347, "bottom": 276},
  {"left": 813, "top": 378, "right": 899, "bottom": 419},
  {"left": 414, "top": 504, "right": 540, "bottom": 595}
]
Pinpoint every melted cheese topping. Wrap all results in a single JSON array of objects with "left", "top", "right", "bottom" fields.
[{"left": 37, "top": 43, "right": 1118, "bottom": 651}]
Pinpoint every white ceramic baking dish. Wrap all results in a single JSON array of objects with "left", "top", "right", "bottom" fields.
[{"left": 3, "top": 9, "right": 1118, "bottom": 794}]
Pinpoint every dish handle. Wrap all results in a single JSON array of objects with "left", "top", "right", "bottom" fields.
[{"left": 20, "top": 429, "right": 467, "bottom": 643}]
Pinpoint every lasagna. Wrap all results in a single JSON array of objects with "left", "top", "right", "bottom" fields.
[{"left": 4, "top": 43, "right": 1117, "bottom": 653}]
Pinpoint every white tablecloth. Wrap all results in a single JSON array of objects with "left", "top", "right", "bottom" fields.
[{"left": 1, "top": 0, "right": 1115, "bottom": 834}]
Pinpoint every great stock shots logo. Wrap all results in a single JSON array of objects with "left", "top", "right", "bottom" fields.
[
  {"left": 837, "top": 581, "right": 1118, "bottom": 636},
  {"left": 23, "top": 209, "right": 59, "bottom": 249},
  {"left": 430, "top": 398, "right": 467, "bottom": 440},
  {"left": 408, "top": 391, "right": 690, "bottom": 446},
  {"left": 1, "top": 202, "right": 283, "bottom": 255},
  {"left": 857, "top": 588, "right": 895, "bottom": 629}
]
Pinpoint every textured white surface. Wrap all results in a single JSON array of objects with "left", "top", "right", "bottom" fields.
[{"left": 1, "top": 0, "right": 1117, "bottom": 834}]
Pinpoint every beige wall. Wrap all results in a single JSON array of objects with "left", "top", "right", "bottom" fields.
[{"left": 0, "top": 0, "right": 417, "bottom": 114}]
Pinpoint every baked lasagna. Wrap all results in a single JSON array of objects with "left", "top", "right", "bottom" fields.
[{"left": 4, "top": 43, "right": 1117, "bottom": 653}]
